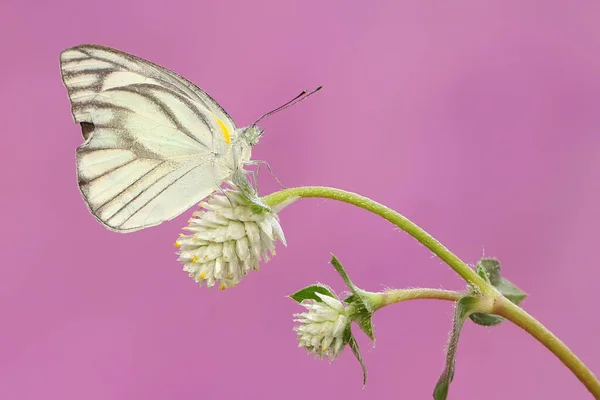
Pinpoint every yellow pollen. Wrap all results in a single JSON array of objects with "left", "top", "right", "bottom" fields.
[
  {"left": 216, "top": 118, "right": 231, "bottom": 145},
  {"left": 219, "top": 283, "right": 226, "bottom": 291},
  {"left": 199, "top": 272, "right": 207, "bottom": 279},
  {"left": 191, "top": 255, "right": 199, "bottom": 263},
  {"left": 174, "top": 241, "right": 181, "bottom": 248}
]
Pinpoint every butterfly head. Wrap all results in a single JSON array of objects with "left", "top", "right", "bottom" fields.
[{"left": 241, "top": 125, "right": 263, "bottom": 146}]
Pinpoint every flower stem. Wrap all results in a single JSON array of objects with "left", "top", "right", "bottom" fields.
[
  {"left": 263, "top": 186, "right": 600, "bottom": 397},
  {"left": 263, "top": 186, "right": 495, "bottom": 295},
  {"left": 493, "top": 297, "right": 600, "bottom": 398},
  {"left": 369, "top": 288, "right": 464, "bottom": 311}
]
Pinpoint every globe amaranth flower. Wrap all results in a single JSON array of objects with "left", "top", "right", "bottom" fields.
[
  {"left": 294, "top": 292, "right": 352, "bottom": 361},
  {"left": 175, "top": 185, "right": 286, "bottom": 290}
]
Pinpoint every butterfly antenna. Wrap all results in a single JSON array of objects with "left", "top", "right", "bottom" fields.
[{"left": 253, "top": 86, "right": 322, "bottom": 125}]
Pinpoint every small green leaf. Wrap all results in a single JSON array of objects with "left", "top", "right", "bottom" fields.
[
  {"left": 469, "top": 258, "right": 527, "bottom": 326},
  {"left": 475, "top": 262, "right": 492, "bottom": 284},
  {"left": 289, "top": 284, "right": 336, "bottom": 303},
  {"left": 345, "top": 326, "right": 367, "bottom": 386},
  {"left": 468, "top": 313, "right": 504, "bottom": 326},
  {"left": 477, "top": 258, "right": 502, "bottom": 285},
  {"left": 495, "top": 278, "right": 526, "bottom": 306},
  {"left": 433, "top": 296, "right": 479, "bottom": 400}
]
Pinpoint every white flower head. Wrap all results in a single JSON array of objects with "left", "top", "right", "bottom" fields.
[
  {"left": 175, "top": 183, "right": 286, "bottom": 290},
  {"left": 294, "top": 292, "right": 352, "bottom": 361}
]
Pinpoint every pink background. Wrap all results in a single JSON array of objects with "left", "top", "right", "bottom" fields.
[{"left": 1, "top": 1, "right": 599, "bottom": 399}]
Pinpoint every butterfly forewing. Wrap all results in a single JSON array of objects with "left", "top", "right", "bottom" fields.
[{"left": 60, "top": 44, "right": 240, "bottom": 232}]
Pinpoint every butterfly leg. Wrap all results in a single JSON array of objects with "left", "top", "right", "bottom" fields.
[
  {"left": 246, "top": 160, "right": 286, "bottom": 190},
  {"left": 246, "top": 167, "right": 260, "bottom": 194},
  {"left": 214, "top": 181, "right": 235, "bottom": 209}
]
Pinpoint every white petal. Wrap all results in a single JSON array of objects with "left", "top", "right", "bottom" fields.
[
  {"left": 214, "top": 256, "right": 225, "bottom": 278},
  {"left": 270, "top": 218, "right": 287, "bottom": 246},
  {"left": 331, "top": 315, "right": 348, "bottom": 337},
  {"left": 321, "top": 336, "right": 333, "bottom": 352},
  {"left": 244, "top": 222, "right": 262, "bottom": 259},
  {"left": 205, "top": 195, "right": 232, "bottom": 208},
  {"left": 227, "top": 253, "right": 240, "bottom": 281},
  {"left": 225, "top": 221, "right": 246, "bottom": 240},
  {"left": 222, "top": 240, "right": 236, "bottom": 262},
  {"left": 235, "top": 236, "right": 250, "bottom": 261},
  {"left": 193, "top": 226, "right": 228, "bottom": 242},
  {"left": 257, "top": 218, "right": 273, "bottom": 239},
  {"left": 194, "top": 211, "right": 229, "bottom": 226},
  {"left": 315, "top": 292, "right": 345, "bottom": 313},
  {"left": 202, "top": 243, "right": 223, "bottom": 262},
  {"left": 333, "top": 337, "right": 344, "bottom": 355},
  {"left": 232, "top": 205, "right": 254, "bottom": 221}
]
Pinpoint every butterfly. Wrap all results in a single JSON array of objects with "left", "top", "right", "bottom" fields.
[{"left": 60, "top": 44, "right": 320, "bottom": 233}]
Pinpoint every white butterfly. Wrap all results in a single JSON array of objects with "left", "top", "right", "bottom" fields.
[{"left": 60, "top": 44, "right": 320, "bottom": 233}]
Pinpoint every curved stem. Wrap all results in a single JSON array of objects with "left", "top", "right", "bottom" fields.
[
  {"left": 263, "top": 186, "right": 600, "bottom": 397},
  {"left": 368, "top": 288, "right": 464, "bottom": 311},
  {"left": 494, "top": 297, "right": 600, "bottom": 397},
  {"left": 263, "top": 187, "right": 495, "bottom": 295}
]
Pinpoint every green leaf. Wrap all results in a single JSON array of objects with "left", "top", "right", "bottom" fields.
[
  {"left": 433, "top": 380, "right": 450, "bottom": 400},
  {"left": 468, "top": 313, "right": 504, "bottom": 326},
  {"left": 433, "top": 296, "right": 479, "bottom": 400},
  {"left": 289, "top": 284, "right": 336, "bottom": 303},
  {"left": 475, "top": 262, "right": 493, "bottom": 284},
  {"left": 356, "top": 312, "right": 375, "bottom": 342},
  {"left": 345, "top": 326, "right": 367, "bottom": 386},
  {"left": 495, "top": 278, "right": 527, "bottom": 306},
  {"left": 469, "top": 258, "right": 527, "bottom": 326},
  {"left": 477, "top": 258, "right": 502, "bottom": 285}
]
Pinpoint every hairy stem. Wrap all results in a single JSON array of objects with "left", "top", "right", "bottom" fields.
[
  {"left": 263, "top": 187, "right": 495, "bottom": 295},
  {"left": 369, "top": 288, "right": 464, "bottom": 311},
  {"left": 263, "top": 186, "right": 600, "bottom": 397},
  {"left": 494, "top": 297, "right": 600, "bottom": 397}
]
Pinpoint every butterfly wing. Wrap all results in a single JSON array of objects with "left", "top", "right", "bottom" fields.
[{"left": 60, "top": 44, "right": 238, "bottom": 232}]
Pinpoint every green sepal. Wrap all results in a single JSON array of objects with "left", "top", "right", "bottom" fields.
[
  {"left": 331, "top": 255, "right": 375, "bottom": 341},
  {"left": 289, "top": 284, "right": 337, "bottom": 303},
  {"left": 345, "top": 326, "right": 367, "bottom": 386}
]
